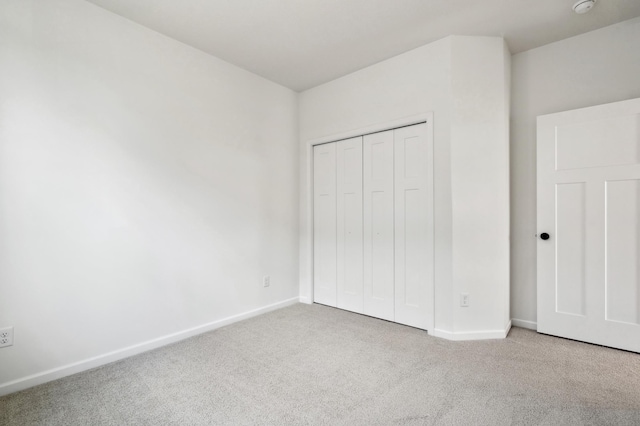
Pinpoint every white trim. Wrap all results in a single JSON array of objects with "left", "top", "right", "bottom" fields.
[
  {"left": 511, "top": 318, "right": 538, "bottom": 330},
  {"left": 307, "top": 113, "right": 432, "bottom": 147},
  {"left": 431, "top": 321, "right": 512, "bottom": 341},
  {"left": 0, "top": 297, "right": 299, "bottom": 397},
  {"left": 302, "top": 112, "right": 433, "bottom": 305},
  {"left": 299, "top": 296, "right": 312, "bottom": 304}
]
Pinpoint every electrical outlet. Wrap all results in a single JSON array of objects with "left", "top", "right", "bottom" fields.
[
  {"left": 0, "top": 327, "right": 14, "bottom": 348},
  {"left": 263, "top": 275, "right": 270, "bottom": 288},
  {"left": 460, "top": 293, "right": 470, "bottom": 307}
]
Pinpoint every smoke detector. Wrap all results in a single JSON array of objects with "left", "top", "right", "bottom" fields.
[{"left": 573, "top": 0, "right": 597, "bottom": 14}]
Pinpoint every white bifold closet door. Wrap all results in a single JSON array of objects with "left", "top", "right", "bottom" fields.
[
  {"left": 336, "top": 137, "right": 364, "bottom": 313},
  {"left": 314, "top": 137, "right": 364, "bottom": 310},
  {"left": 393, "top": 124, "right": 433, "bottom": 330},
  {"left": 363, "top": 131, "right": 395, "bottom": 321},
  {"left": 313, "top": 122, "right": 433, "bottom": 331},
  {"left": 313, "top": 142, "right": 337, "bottom": 306}
]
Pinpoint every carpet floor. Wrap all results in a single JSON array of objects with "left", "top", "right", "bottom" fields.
[{"left": 1, "top": 303, "right": 639, "bottom": 425}]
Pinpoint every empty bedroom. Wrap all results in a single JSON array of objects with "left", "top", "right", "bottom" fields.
[{"left": 1, "top": 0, "right": 640, "bottom": 424}]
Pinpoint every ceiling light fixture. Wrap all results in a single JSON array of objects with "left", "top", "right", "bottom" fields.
[{"left": 573, "top": 0, "right": 597, "bottom": 14}]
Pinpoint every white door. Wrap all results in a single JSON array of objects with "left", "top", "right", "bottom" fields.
[
  {"left": 394, "top": 124, "right": 434, "bottom": 330},
  {"left": 537, "top": 97, "right": 640, "bottom": 353},
  {"left": 336, "top": 137, "right": 364, "bottom": 313},
  {"left": 363, "top": 130, "right": 395, "bottom": 321},
  {"left": 313, "top": 142, "right": 337, "bottom": 306}
]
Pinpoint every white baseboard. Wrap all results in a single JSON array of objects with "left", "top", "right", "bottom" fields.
[
  {"left": 0, "top": 297, "right": 299, "bottom": 397},
  {"left": 431, "top": 321, "right": 512, "bottom": 341},
  {"left": 299, "top": 296, "right": 312, "bottom": 304},
  {"left": 511, "top": 318, "right": 537, "bottom": 330}
]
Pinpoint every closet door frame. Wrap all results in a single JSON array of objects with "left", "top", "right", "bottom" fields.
[{"left": 305, "top": 113, "right": 434, "bottom": 331}]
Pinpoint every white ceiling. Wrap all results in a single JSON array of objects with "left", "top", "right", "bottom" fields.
[{"left": 85, "top": 0, "right": 640, "bottom": 91}]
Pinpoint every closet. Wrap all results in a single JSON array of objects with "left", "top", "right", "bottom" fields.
[{"left": 313, "top": 122, "right": 433, "bottom": 330}]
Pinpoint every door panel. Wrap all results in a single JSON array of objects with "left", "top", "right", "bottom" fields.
[
  {"left": 538, "top": 98, "right": 640, "bottom": 352},
  {"left": 555, "top": 114, "right": 640, "bottom": 170},
  {"left": 313, "top": 143, "right": 337, "bottom": 306},
  {"left": 605, "top": 179, "right": 640, "bottom": 325},
  {"left": 363, "top": 131, "right": 394, "bottom": 321},
  {"left": 336, "top": 137, "right": 364, "bottom": 313},
  {"left": 394, "top": 124, "right": 433, "bottom": 330},
  {"left": 555, "top": 182, "right": 586, "bottom": 316}
]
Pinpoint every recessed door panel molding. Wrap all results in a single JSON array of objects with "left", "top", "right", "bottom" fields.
[
  {"left": 363, "top": 130, "right": 395, "bottom": 321},
  {"left": 313, "top": 143, "right": 337, "bottom": 306},
  {"left": 336, "top": 137, "right": 364, "bottom": 313},
  {"left": 538, "top": 97, "right": 640, "bottom": 353},
  {"left": 555, "top": 182, "right": 586, "bottom": 316},
  {"left": 555, "top": 114, "right": 640, "bottom": 171},
  {"left": 393, "top": 123, "right": 434, "bottom": 330},
  {"left": 605, "top": 179, "right": 640, "bottom": 325}
]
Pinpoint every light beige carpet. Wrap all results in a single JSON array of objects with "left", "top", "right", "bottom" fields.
[{"left": 1, "top": 303, "right": 639, "bottom": 425}]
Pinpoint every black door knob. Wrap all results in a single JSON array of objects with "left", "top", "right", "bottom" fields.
[{"left": 540, "top": 233, "right": 550, "bottom": 240}]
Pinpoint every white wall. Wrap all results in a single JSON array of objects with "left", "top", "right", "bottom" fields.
[
  {"left": 449, "top": 37, "right": 511, "bottom": 333},
  {"left": 0, "top": 0, "right": 299, "bottom": 392},
  {"left": 510, "top": 17, "right": 640, "bottom": 326},
  {"left": 299, "top": 36, "right": 510, "bottom": 337}
]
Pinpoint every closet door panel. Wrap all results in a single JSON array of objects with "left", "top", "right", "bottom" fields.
[
  {"left": 337, "top": 137, "right": 364, "bottom": 313},
  {"left": 363, "top": 131, "right": 395, "bottom": 321},
  {"left": 313, "top": 143, "right": 337, "bottom": 306},
  {"left": 394, "top": 123, "right": 433, "bottom": 330}
]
